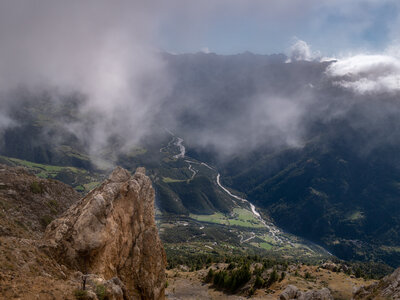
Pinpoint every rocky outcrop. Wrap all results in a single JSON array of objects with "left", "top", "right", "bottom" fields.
[
  {"left": 45, "top": 167, "right": 166, "bottom": 300},
  {"left": 353, "top": 267, "right": 400, "bottom": 299},
  {"left": 319, "top": 261, "right": 349, "bottom": 274},
  {"left": 280, "top": 285, "right": 333, "bottom": 300},
  {"left": 71, "top": 272, "right": 129, "bottom": 300}
]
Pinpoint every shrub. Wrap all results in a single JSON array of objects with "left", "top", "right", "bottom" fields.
[
  {"left": 253, "top": 266, "right": 262, "bottom": 276},
  {"left": 95, "top": 284, "right": 106, "bottom": 300},
  {"left": 30, "top": 181, "right": 43, "bottom": 194},
  {"left": 230, "top": 264, "right": 251, "bottom": 291},
  {"left": 204, "top": 268, "right": 214, "bottom": 283},
  {"left": 355, "top": 268, "right": 363, "bottom": 278},
  {"left": 305, "top": 272, "right": 313, "bottom": 280},
  {"left": 47, "top": 199, "right": 59, "bottom": 208},
  {"left": 74, "top": 289, "right": 88, "bottom": 300},
  {"left": 40, "top": 215, "right": 53, "bottom": 227},
  {"left": 210, "top": 263, "right": 251, "bottom": 292},
  {"left": 265, "top": 268, "right": 279, "bottom": 288},
  {"left": 279, "top": 271, "right": 286, "bottom": 282},
  {"left": 254, "top": 275, "right": 264, "bottom": 289}
]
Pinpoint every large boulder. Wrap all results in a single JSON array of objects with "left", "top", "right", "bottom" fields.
[
  {"left": 280, "top": 285, "right": 302, "bottom": 300},
  {"left": 280, "top": 285, "right": 333, "bottom": 300},
  {"left": 45, "top": 167, "right": 166, "bottom": 300}
]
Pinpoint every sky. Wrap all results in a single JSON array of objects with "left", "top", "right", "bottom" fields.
[{"left": 157, "top": 0, "right": 400, "bottom": 55}]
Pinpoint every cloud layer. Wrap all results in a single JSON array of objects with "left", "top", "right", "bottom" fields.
[
  {"left": 0, "top": 1, "right": 399, "bottom": 165},
  {"left": 327, "top": 49, "right": 400, "bottom": 94},
  {"left": 0, "top": 0, "right": 171, "bottom": 164}
]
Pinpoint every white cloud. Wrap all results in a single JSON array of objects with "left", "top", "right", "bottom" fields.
[
  {"left": 287, "top": 39, "right": 319, "bottom": 62},
  {"left": 200, "top": 47, "right": 211, "bottom": 54},
  {"left": 386, "top": 42, "right": 400, "bottom": 58},
  {"left": 326, "top": 53, "right": 400, "bottom": 94}
]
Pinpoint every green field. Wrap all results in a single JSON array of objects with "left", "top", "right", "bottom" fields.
[
  {"left": 346, "top": 211, "right": 365, "bottom": 221},
  {"left": 229, "top": 208, "right": 264, "bottom": 228},
  {"left": 162, "top": 177, "right": 187, "bottom": 183},
  {"left": 258, "top": 242, "right": 273, "bottom": 250},
  {"left": 0, "top": 155, "right": 102, "bottom": 194},
  {"left": 190, "top": 208, "right": 264, "bottom": 228},
  {"left": 0, "top": 156, "right": 84, "bottom": 178},
  {"left": 189, "top": 212, "right": 230, "bottom": 225}
]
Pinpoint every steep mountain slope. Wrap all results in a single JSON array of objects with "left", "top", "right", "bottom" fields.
[
  {"left": 162, "top": 53, "right": 400, "bottom": 266},
  {"left": 218, "top": 128, "right": 400, "bottom": 266},
  {"left": 0, "top": 91, "right": 91, "bottom": 169},
  {"left": 0, "top": 164, "right": 80, "bottom": 238},
  {"left": 0, "top": 52, "right": 399, "bottom": 266},
  {"left": 0, "top": 165, "right": 82, "bottom": 299}
]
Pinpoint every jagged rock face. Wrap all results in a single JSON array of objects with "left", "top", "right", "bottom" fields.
[
  {"left": 45, "top": 167, "right": 166, "bottom": 300},
  {"left": 354, "top": 267, "right": 400, "bottom": 299},
  {"left": 379, "top": 267, "right": 400, "bottom": 299}
]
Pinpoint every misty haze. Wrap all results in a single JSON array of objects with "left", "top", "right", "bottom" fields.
[{"left": 0, "top": 1, "right": 400, "bottom": 299}]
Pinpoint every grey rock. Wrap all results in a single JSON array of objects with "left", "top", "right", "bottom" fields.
[
  {"left": 280, "top": 285, "right": 333, "bottom": 300},
  {"left": 353, "top": 267, "right": 400, "bottom": 299},
  {"left": 45, "top": 167, "right": 167, "bottom": 300}
]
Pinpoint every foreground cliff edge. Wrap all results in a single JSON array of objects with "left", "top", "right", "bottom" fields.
[
  {"left": 0, "top": 165, "right": 166, "bottom": 299},
  {"left": 44, "top": 166, "right": 167, "bottom": 299}
]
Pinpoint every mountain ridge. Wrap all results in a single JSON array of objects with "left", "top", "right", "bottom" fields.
[{"left": 0, "top": 53, "right": 399, "bottom": 266}]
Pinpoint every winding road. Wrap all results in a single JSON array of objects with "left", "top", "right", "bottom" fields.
[
  {"left": 239, "top": 232, "right": 256, "bottom": 243},
  {"left": 165, "top": 131, "right": 283, "bottom": 244},
  {"left": 185, "top": 160, "right": 198, "bottom": 180}
]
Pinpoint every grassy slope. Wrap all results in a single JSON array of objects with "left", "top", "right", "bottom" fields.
[{"left": 0, "top": 155, "right": 103, "bottom": 194}]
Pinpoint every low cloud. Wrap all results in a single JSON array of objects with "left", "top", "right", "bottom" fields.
[
  {"left": 200, "top": 47, "right": 211, "bottom": 54},
  {"left": 326, "top": 50, "right": 400, "bottom": 94},
  {"left": 288, "top": 39, "right": 314, "bottom": 62},
  {"left": 0, "top": 0, "right": 171, "bottom": 166},
  {"left": 0, "top": 1, "right": 399, "bottom": 166}
]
